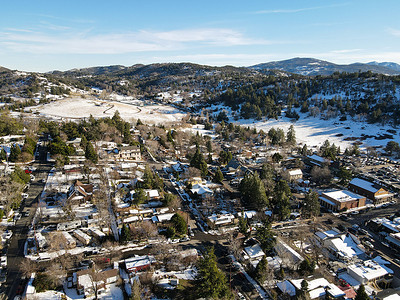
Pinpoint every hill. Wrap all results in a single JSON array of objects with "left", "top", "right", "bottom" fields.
[{"left": 250, "top": 57, "right": 399, "bottom": 76}]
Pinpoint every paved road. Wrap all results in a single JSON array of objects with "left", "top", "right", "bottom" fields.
[{"left": 4, "top": 144, "right": 52, "bottom": 299}]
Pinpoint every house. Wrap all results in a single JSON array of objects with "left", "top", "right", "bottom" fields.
[
  {"left": 287, "top": 168, "right": 303, "bottom": 181},
  {"left": 243, "top": 243, "right": 265, "bottom": 260},
  {"left": 307, "top": 154, "right": 332, "bottom": 167},
  {"left": 62, "top": 231, "right": 76, "bottom": 249},
  {"left": 76, "top": 268, "right": 119, "bottom": 297},
  {"left": 346, "top": 260, "right": 393, "bottom": 288},
  {"left": 191, "top": 184, "right": 213, "bottom": 199},
  {"left": 57, "top": 220, "right": 82, "bottom": 231},
  {"left": 124, "top": 255, "right": 155, "bottom": 273},
  {"left": 207, "top": 212, "right": 235, "bottom": 227},
  {"left": 67, "top": 180, "right": 94, "bottom": 202},
  {"left": 151, "top": 213, "right": 175, "bottom": 223},
  {"left": 119, "top": 145, "right": 141, "bottom": 160},
  {"left": 144, "top": 189, "right": 160, "bottom": 200},
  {"left": 323, "top": 233, "right": 365, "bottom": 262},
  {"left": 73, "top": 229, "right": 91, "bottom": 245},
  {"left": 348, "top": 178, "right": 393, "bottom": 205},
  {"left": 278, "top": 278, "right": 346, "bottom": 299},
  {"left": 319, "top": 190, "right": 366, "bottom": 212}
]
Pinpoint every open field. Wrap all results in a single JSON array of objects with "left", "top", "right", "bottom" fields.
[{"left": 26, "top": 97, "right": 187, "bottom": 124}]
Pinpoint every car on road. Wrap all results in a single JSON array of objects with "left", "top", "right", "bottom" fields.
[
  {"left": 364, "top": 241, "right": 374, "bottom": 249},
  {"left": 180, "top": 236, "right": 190, "bottom": 242},
  {"left": 21, "top": 193, "right": 29, "bottom": 199},
  {"left": 359, "top": 229, "right": 369, "bottom": 235},
  {"left": 393, "top": 258, "right": 400, "bottom": 265},
  {"left": 350, "top": 210, "right": 359, "bottom": 215}
]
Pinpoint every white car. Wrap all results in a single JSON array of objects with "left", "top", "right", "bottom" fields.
[{"left": 21, "top": 193, "right": 29, "bottom": 199}]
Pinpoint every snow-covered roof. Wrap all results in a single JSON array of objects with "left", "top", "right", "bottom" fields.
[
  {"left": 208, "top": 213, "right": 235, "bottom": 225},
  {"left": 348, "top": 260, "right": 393, "bottom": 281},
  {"left": 191, "top": 184, "right": 213, "bottom": 195},
  {"left": 288, "top": 169, "right": 303, "bottom": 176},
  {"left": 326, "top": 234, "right": 364, "bottom": 258},
  {"left": 291, "top": 278, "right": 345, "bottom": 299},
  {"left": 277, "top": 280, "right": 296, "bottom": 296},
  {"left": 125, "top": 255, "right": 155, "bottom": 271},
  {"left": 154, "top": 213, "right": 175, "bottom": 223},
  {"left": 322, "top": 190, "right": 365, "bottom": 203},
  {"left": 383, "top": 294, "right": 400, "bottom": 300},
  {"left": 144, "top": 189, "right": 159, "bottom": 198},
  {"left": 238, "top": 210, "right": 257, "bottom": 219},
  {"left": 308, "top": 154, "right": 331, "bottom": 163},
  {"left": 315, "top": 229, "right": 341, "bottom": 240},
  {"left": 349, "top": 178, "right": 381, "bottom": 193},
  {"left": 244, "top": 244, "right": 265, "bottom": 259}
]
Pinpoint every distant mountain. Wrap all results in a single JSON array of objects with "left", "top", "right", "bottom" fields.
[
  {"left": 0, "top": 66, "right": 10, "bottom": 72},
  {"left": 367, "top": 61, "right": 400, "bottom": 73},
  {"left": 249, "top": 57, "right": 400, "bottom": 76}
]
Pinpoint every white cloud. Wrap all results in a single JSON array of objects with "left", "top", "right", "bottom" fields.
[
  {"left": 0, "top": 27, "right": 273, "bottom": 55},
  {"left": 255, "top": 3, "right": 349, "bottom": 14},
  {"left": 387, "top": 27, "right": 400, "bottom": 37}
]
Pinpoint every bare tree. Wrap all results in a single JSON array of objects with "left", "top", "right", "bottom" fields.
[{"left": 19, "top": 258, "right": 38, "bottom": 279}]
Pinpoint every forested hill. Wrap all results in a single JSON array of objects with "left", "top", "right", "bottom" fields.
[
  {"left": 250, "top": 58, "right": 400, "bottom": 76},
  {"left": 213, "top": 71, "right": 400, "bottom": 126}
]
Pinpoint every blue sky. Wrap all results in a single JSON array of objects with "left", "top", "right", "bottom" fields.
[{"left": 1, "top": 0, "right": 400, "bottom": 72}]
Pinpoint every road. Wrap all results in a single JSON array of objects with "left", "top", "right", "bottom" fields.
[{"left": 3, "top": 143, "right": 52, "bottom": 299}]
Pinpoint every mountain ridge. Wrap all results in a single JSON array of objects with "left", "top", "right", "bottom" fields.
[{"left": 249, "top": 57, "right": 400, "bottom": 76}]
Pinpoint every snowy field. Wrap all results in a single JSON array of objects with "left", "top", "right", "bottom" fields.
[
  {"left": 210, "top": 104, "right": 400, "bottom": 151},
  {"left": 27, "top": 97, "right": 186, "bottom": 124},
  {"left": 239, "top": 112, "right": 400, "bottom": 150}
]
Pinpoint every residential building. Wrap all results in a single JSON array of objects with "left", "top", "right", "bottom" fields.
[
  {"left": 346, "top": 260, "right": 393, "bottom": 288},
  {"left": 119, "top": 145, "right": 141, "bottom": 160},
  {"left": 287, "top": 168, "right": 303, "bottom": 181}
]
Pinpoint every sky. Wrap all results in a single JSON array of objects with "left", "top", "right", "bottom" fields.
[{"left": 1, "top": 0, "right": 400, "bottom": 72}]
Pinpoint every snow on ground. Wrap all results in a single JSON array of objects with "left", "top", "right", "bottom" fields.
[
  {"left": 237, "top": 110, "right": 400, "bottom": 151},
  {"left": 32, "top": 290, "right": 69, "bottom": 300},
  {"left": 182, "top": 124, "right": 217, "bottom": 139},
  {"left": 27, "top": 97, "right": 186, "bottom": 124}
]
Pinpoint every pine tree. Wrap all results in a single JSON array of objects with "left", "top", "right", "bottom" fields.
[
  {"left": 355, "top": 284, "right": 369, "bottom": 300},
  {"left": 197, "top": 247, "right": 231, "bottom": 299},
  {"left": 239, "top": 172, "right": 269, "bottom": 210},
  {"left": 85, "top": 142, "right": 98, "bottom": 164},
  {"left": 171, "top": 213, "right": 187, "bottom": 236},
  {"left": 120, "top": 224, "right": 131, "bottom": 243},
  {"left": 286, "top": 125, "right": 296, "bottom": 146},
  {"left": 255, "top": 256, "right": 268, "bottom": 282},
  {"left": 9, "top": 144, "right": 21, "bottom": 162},
  {"left": 213, "top": 167, "right": 224, "bottom": 183},
  {"left": 302, "top": 190, "right": 320, "bottom": 218}
]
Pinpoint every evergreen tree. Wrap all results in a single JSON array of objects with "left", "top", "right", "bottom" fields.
[
  {"left": 255, "top": 256, "right": 268, "bottom": 282},
  {"left": 239, "top": 172, "right": 269, "bottom": 210},
  {"left": 0, "top": 148, "right": 6, "bottom": 161},
  {"left": 196, "top": 247, "right": 231, "bottom": 299},
  {"left": 355, "top": 284, "right": 369, "bottom": 300},
  {"left": 85, "top": 142, "right": 98, "bottom": 164},
  {"left": 9, "top": 144, "right": 21, "bottom": 162},
  {"left": 255, "top": 222, "right": 276, "bottom": 253},
  {"left": 190, "top": 146, "right": 208, "bottom": 177},
  {"left": 133, "top": 188, "right": 147, "bottom": 205},
  {"left": 286, "top": 125, "right": 296, "bottom": 146},
  {"left": 302, "top": 190, "right": 320, "bottom": 218},
  {"left": 120, "top": 224, "right": 131, "bottom": 243},
  {"left": 238, "top": 214, "right": 249, "bottom": 236},
  {"left": 171, "top": 213, "right": 187, "bottom": 236},
  {"left": 213, "top": 167, "right": 224, "bottom": 183}
]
